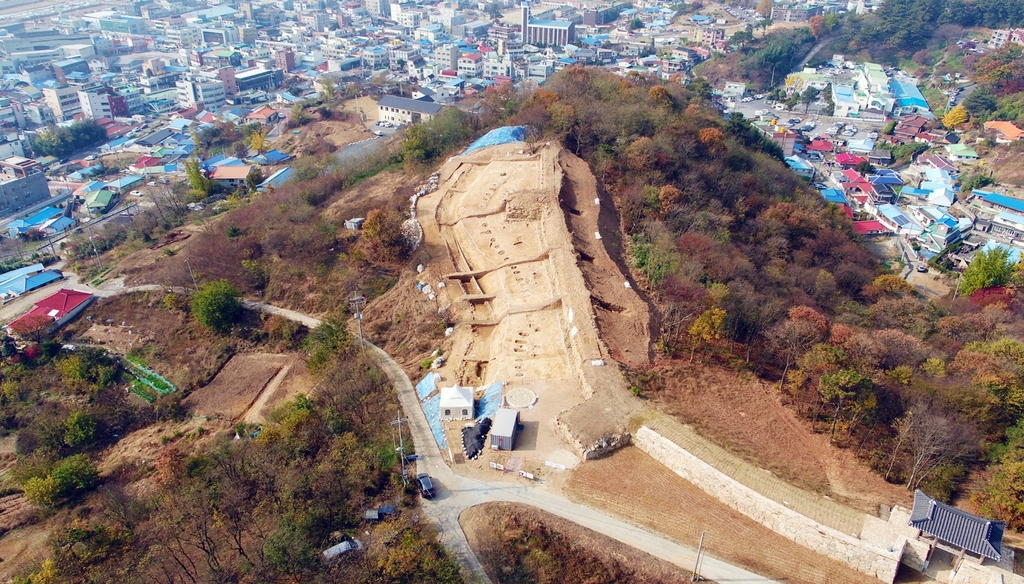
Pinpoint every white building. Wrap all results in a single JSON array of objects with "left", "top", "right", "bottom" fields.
[
  {"left": 175, "top": 78, "right": 227, "bottom": 110},
  {"left": 78, "top": 89, "right": 112, "bottom": 119}
]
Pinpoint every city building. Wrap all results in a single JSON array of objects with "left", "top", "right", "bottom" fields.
[
  {"left": 176, "top": 78, "right": 227, "bottom": 110},
  {"left": 0, "top": 172, "right": 48, "bottom": 217},
  {"left": 522, "top": 2, "right": 575, "bottom": 46},
  {"left": 51, "top": 58, "right": 91, "bottom": 84},
  {"left": 42, "top": 85, "right": 83, "bottom": 120},
  {"left": 770, "top": 4, "right": 823, "bottom": 22},
  {"left": 377, "top": 95, "right": 444, "bottom": 124},
  {"left": 234, "top": 68, "right": 284, "bottom": 92}
]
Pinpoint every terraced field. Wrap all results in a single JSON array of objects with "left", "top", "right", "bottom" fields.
[{"left": 566, "top": 447, "right": 881, "bottom": 584}]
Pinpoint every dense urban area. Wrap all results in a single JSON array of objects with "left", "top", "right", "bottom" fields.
[{"left": 0, "top": 0, "right": 1021, "bottom": 581}]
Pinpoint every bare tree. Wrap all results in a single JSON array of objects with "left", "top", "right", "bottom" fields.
[
  {"left": 904, "top": 403, "right": 978, "bottom": 490},
  {"left": 766, "top": 307, "right": 829, "bottom": 389}
]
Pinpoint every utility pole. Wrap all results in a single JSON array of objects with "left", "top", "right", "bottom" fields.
[
  {"left": 184, "top": 256, "right": 199, "bottom": 291},
  {"left": 349, "top": 293, "right": 366, "bottom": 344},
  {"left": 84, "top": 222, "right": 102, "bottom": 269},
  {"left": 692, "top": 531, "right": 706, "bottom": 582},
  {"left": 391, "top": 413, "right": 409, "bottom": 485}
]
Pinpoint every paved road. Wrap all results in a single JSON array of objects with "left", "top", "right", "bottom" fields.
[
  {"left": 332, "top": 135, "right": 388, "bottom": 167},
  {"left": 7, "top": 290, "right": 773, "bottom": 583},
  {"left": 241, "top": 304, "right": 777, "bottom": 583}
]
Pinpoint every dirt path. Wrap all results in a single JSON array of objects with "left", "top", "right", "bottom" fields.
[{"left": 242, "top": 362, "right": 292, "bottom": 423}]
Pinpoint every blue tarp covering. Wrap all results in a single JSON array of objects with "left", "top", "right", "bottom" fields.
[
  {"left": 476, "top": 382, "right": 503, "bottom": 421},
  {"left": 416, "top": 372, "right": 439, "bottom": 400},
  {"left": 462, "top": 126, "right": 526, "bottom": 155},
  {"left": 422, "top": 394, "right": 447, "bottom": 450}
]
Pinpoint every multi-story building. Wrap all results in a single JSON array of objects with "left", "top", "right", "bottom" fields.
[
  {"left": 202, "top": 27, "right": 239, "bottom": 45},
  {"left": 0, "top": 172, "right": 48, "bottom": 217},
  {"left": 377, "top": 95, "right": 444, "bottom": 124},
  {"left": 397, "top": 10, "right": 422, "bottom": 28},
  {"left": 457, "top": 52, "right": 483, "bottom": 77},
  {"left": 233, "top": 68, "right": 284, "bottom": 92},
  {"left": 583, "top": 3, "right": 623, "bottom": 25},
  {"left": 52, "top": 58, "right": 91, "bottom": 84},
  {"left": 99, "top": 17, "right": 148, "bottom": 34},
  {"left": 990, "top": 28, "right": 1024, "bottom": 47},
  {"left": 770, "top": 4, "right": 823, "bottom": 22},
  {"left": 166, "top": 26, "right": 202, "bottom": 46},
  {"left": 300, "top": 11, "right": 331, "bottom": 31},
  {"left": 482, "top": 54, "right": 514, "bottom": 79},
  {"left": 78, "top": 87, "right": 113, "bottom": 119},
  {"left": 176, "top": 78, "right": 227, "bottom": 110},
  {"left": 274, "top": 50, "right": 296, "bottom": 72},
  {"left": 521, "top": 2, "right": 575, "bottom": 45},
  {"left": 42, "top": 85, "right": 83, "bottom": 120},
  {"left": 25, "top": 104, "right": 55, "bottom": 126},
  {"left": 365, "top": 0, "right": 390, "bottom": 18},
  {"left": 694, "top": 27, "right": 725, "bottom": 48},
  {"left": 216, "top": 67, "right": 238, "bottom": 95}
]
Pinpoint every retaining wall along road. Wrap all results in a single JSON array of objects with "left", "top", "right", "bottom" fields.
[{"left": 635, "top": 425, "right": 903, "bottom": 582}]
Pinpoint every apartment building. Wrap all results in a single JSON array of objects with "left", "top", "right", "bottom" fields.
[{"left": 42, "top": 85, "right": 82, "bottom": 120}]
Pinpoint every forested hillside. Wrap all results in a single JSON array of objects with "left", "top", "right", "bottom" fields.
[{"left": 482, "top": 68, "right": 1024, "bottom": 521}]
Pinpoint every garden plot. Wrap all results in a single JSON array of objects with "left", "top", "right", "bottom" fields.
[{"left": 183, "top": 354, "right": 310, "bottom": 421}]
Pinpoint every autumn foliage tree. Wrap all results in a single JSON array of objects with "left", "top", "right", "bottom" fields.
[
  {"left": 361, "top": 208, "right": 410, "bottom": 263},
  {"left": 942, "top": 104, "right": 968, "bottom": 129}
]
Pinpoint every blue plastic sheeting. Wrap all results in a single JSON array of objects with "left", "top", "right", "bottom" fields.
[
  {"left": 416, "top": 372, "right": 439, "bottom": 400},
  {"left": 421, "top": 394, "right": 447, "bottom": 450},
  {"left": 462, "top": 126, "right": 526, "bottom": 155},
  {"left": 476, "top": 382, "right": 503, "bottom": 420}
]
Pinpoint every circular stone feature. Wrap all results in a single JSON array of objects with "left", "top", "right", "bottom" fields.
[{"left": 505, "top": 387, "right": 537, "bottom": 408}]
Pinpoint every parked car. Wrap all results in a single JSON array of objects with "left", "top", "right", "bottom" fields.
[
  {"left": 416, "top": 473, "right": 436, "bottom": 498},
  {"left": 917, "top": 265, "right": 929, "bottom": 273},
  {"left": 130, "top": 190, "right": 143, "bottom": 197},
  {"left": 84, "top": 154, "right": 96, "bottom": 161},
  {"left": 867, "top": 131, "right": 879, "bottom": 140},
  {"left": 373, "top": 130, "right": 385, "bottom": 136}
]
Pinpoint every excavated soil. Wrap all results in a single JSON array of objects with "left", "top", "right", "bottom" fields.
[{"left": 411, "top": 143, "right": 647, "bottom": 462}]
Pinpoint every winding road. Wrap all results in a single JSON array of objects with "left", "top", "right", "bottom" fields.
[
  {"left": 5, "top": 273, "right": 775, "bottom": 583},
  {"left": 235, "top": 303, "right": 776, "bottom": 583}
]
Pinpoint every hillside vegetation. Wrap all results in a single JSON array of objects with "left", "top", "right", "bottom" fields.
[{"left": 482, "top": 68, "right": 1024, "bottom": 518}]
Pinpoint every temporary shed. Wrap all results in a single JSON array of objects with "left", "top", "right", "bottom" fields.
[
  {"left": 439, "top": 384, "right": 473, "bottom": 421},
  {"left": 490, "top": 408, "right": 519, "bottom": 451}
]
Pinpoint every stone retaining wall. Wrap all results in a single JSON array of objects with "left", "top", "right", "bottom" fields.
[{"left": 635, "top": 425, "right": 903, "bottom": 582}]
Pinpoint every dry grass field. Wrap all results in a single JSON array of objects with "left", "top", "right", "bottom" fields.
[{"left": 566, "top": 447, "right": 882, "bottom": 584}]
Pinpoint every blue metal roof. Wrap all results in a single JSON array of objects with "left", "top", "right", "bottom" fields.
[
  {"left": 891, "top": 80, "right": 929, "bottom": 109},
  {"left": 24, "top": 207, "right": 63, "bottom": 226},
  {"left": 978, "top": 191, "right": 1024, "bottom": 213},
  {"left": 820, "top": 188, "right": 847, "bottom": 204}
]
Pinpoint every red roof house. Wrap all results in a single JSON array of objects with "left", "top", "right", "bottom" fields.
[
  {"left": 7, "top": 289, "right": 94, "bottom": 336},
  {"left": 835, "top": 152, "right": 867, "bottom": 167},
  {"left": 852, "top": 220, "right": 890, "bottom": 236},
  {"left": 807, "top": 139, "right": 835, "bottom": 152}
]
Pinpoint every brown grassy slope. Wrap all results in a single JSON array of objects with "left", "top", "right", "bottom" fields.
[
  {"left": 567, "top": 447, "right": 882, "bottom": 584},
  {"left": 461, "top": 502, "right": 695, "bottom": 584}
]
